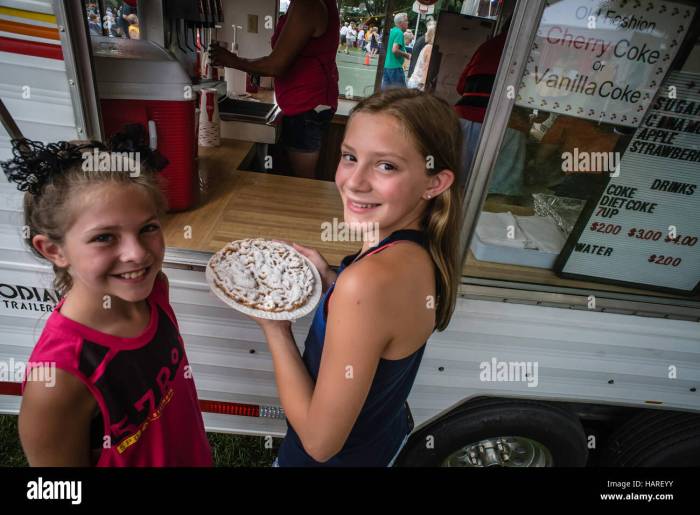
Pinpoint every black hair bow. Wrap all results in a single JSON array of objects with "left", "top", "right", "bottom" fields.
[
  {"left": 1, "top": 139, "right": 100, "bottom": 195},
  {"left": 0, "top": 123, "right": 169, "bottom": 196}
]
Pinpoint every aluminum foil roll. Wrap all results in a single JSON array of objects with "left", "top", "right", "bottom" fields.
[{"left": 532, "top": 193, "right": 586, "bottom": 236}]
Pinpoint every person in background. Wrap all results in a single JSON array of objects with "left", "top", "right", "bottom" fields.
[
  {"left": 357, "top": 26, "right": 365, "bottom": 52},
  {"left": 408, "top": 20, "right": 436, "bottom": 78},
  {"left": 88, "top": 13, "right": 102, "bottom": 36},
  {"left": 453, "top": 16, "right": 543, "bottom": 196},
  {"left": 404, "top": 29, "right": 414, "bottom": 51},
  {"left": 339, "top": 21, "right": 349, "bottom": 53},
  {"left": 103, "top": 10, "right": 116, "bottom": 38},
  {"left": 116, "top": 0, "right": 137, "bottom": 39},
  {"left": 209, "top": 0, "right": 340, "bottom": 180},
  {"left": 454, "top": 18, "right": 521, "bottom": 193},
  {"left": 407, "top": 24, "right": 435, "bottom": 91},
  {"left": 534, "top": 116, "right": 620, "bottom": 198},
  {"left": 381, "top": 13, "right": 411, "bottom": 90},
  {"left": 369, "top": 26, "right": 380, "bottom": 58},
  {"left": 402, "top": 30, "right": 414, "bottom": 75},
  {"left": 127, "top": 14, "right": 140, "bottom": 40},
  {"left": 345, "top": 22, "right": 357, "bottom": 54}
]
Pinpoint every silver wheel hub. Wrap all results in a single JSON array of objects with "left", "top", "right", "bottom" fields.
[{"left": 442, "top": 436, "right": 553, "bottom": 467}]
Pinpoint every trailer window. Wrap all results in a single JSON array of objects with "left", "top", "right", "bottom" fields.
[
  {"left": 462, "top": 0, "right": 700, "bottom": 299},
  {"left": 334, "top": 0, "right": 465, "bottom": 100},
  {"left": 84, "top": 1, "right": 139, "bottom": 39}
]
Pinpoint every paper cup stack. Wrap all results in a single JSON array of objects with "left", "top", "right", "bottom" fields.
[
  {"left": 225, "top": 67, "right": 248, "bottom": 97},
  {"left": 198, "top": 88, "right": 220, "bottom": 147}
]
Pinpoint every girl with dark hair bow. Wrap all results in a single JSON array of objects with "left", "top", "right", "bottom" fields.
[{"left": 1, "top": 125, "right": 212, "bottom": 466}]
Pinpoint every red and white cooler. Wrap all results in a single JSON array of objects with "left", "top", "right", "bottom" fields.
[{"left": 91, "top": 37, "right": 196, "bottom": 211}]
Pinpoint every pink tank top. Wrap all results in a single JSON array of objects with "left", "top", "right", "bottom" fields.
[
  {"left": 270, "top": 0, "right": 339, "bottom": 116},
  {"left": 22, "top": 274, "right": 212, "bottom": 467}
]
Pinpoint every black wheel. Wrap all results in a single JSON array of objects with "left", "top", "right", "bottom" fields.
[
  {"left": 395, "top": 399, "right": 588, "bottom": 467},
  {"left": 600, "top": 411, "right": 700, "bottom": 466}
]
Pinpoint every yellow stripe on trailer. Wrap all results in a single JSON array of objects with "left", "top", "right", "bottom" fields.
[{"left": 0, "top": 6, "right": 56, "bottom": 25}]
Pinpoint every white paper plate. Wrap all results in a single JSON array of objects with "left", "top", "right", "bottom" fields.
[{"left": 205, "top": 240, "right": 322, "bottom": 321}]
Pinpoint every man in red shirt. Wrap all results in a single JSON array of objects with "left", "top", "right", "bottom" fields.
[{"left": 454, "top": 17, "right": 529, "bottom": 197}]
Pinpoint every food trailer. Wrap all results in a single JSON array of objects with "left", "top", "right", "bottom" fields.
[{"left": 0, "top": 0, "right": 698, "bottom": 467}]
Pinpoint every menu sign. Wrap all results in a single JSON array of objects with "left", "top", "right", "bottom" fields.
[
  {"left": 556, "top": 71, "right": 700, "bottom": 294},
  {"left": 516, "top": 0, "right": 695, "bottom": 127}
]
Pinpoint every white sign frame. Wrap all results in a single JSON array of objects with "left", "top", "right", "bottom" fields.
[{"left": 516, "top": 0, "right": 695, "bottom": 127}]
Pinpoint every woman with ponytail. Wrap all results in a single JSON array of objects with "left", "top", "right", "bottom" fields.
[{"left": 244, "top": 88, "right": 464, "bottom": 467}]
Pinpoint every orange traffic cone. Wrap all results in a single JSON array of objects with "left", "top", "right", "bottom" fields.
[{"left": 364, "top": 53, "right": 370, "bottom": 66}]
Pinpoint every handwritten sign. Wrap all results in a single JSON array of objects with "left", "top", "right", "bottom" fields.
[
  {"left": 516, "top": 0, "right": 695, "bottom": 127},
  {"left": 555, "top": 71, "right": 700, "bottom": 294}
]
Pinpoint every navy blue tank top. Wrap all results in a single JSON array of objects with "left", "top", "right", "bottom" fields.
[{"left": 276, "top": 229, "right": 433, "bottom": 466}]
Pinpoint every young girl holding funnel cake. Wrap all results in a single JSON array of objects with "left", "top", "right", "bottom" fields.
[{"left": 245, "top": 89, "right": 464, "bottom": 466}]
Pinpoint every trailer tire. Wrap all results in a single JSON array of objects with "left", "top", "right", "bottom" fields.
[
  {"left": 395, "top": 399, "right": 588, "bottom": 467},
  {"left": 600, "top": 411, "right": 700, "bottom": 466}
]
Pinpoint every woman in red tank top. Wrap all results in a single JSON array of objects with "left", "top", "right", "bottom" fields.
[{"left": 209, "top": 0, "right": 339, "bottom": 179}]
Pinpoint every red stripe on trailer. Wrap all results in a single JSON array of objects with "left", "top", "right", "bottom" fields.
[
  {"left": 0, "top": 381, "right": 22, "bottom": 396},
  {"left": 199, "top": 399, "right": 260, "bottom": 418},
  {"left": 0, "top": 35, "right": 63, "bottom": 60},
  {"left": 0, "top": 381, "right": 264, "bottom": 418}
]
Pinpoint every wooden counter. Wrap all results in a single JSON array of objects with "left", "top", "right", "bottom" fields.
[
  {"left": 462, "top": 250, "right": 700, "bottom": 298},
  {"left": 162, "top": 139, "right": 358, "bottom": 267},
  {"left": 162, "top": 141, "right": 698, "bottom": 301}
]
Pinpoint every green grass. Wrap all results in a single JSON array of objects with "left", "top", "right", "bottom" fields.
[
  {"left": 0, "top": 414, "right": 280, "bottom": 467},
  {"left": 208, "top": 432, "right": 281, "bottom": 467},
  {"left": 0, "top": 415, "right": 27, "bottom": 467}
]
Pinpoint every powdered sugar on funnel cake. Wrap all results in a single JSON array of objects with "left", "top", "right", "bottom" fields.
[{"left": 206, "top": 239, "right": 321, "bottom": 320}]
